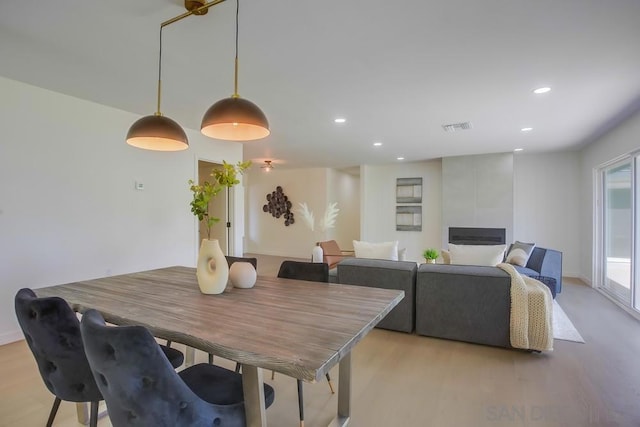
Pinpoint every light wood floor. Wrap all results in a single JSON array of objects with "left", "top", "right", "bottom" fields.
[{"left": 2, "top": 255, "right": 640, "bottom": 426}]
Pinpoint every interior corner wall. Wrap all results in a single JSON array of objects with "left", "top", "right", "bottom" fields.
[
  {"left": 245, "top": 168, "right": 328, "bottom": 257},
  {"left": 360, "top": 160, "right": 442, "bottom": 262},
  {"left": 513, "top": 151, "right": 580, "bottom": 276},
  {"left": 579, "top": 109, "right": 640, "bottom": 285},
  {"left": 442, "top": 153, "right": 514, "bottom": 245},
  {"left": 326, "top": 169, "right": 360, "bottom": 249},
  {"left": 0, "top": 76, "right": 243, "bottom": 345}
]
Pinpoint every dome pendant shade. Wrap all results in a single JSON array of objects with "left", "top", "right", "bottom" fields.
[
  {"left": 200, "top": 96, "right": 270, "bottom": 141},
  {"left": 126, "top": 114, "right": 189, "bottom": 151}
]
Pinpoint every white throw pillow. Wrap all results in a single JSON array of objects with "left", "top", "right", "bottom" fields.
[
  {"left": 448, "top": 243, "right": 506, "bottom": 266},
  {"left": 441, "top": 249, "right": 451, "bottom": 264},
  {"left": 353, "top": 240, "right": 399, "bottom": 261}
]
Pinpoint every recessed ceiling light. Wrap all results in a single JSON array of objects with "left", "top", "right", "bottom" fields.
[
  {"left": 334, "top": 118, "right": 346, "bottom": 124},
  {"left": 514, "top": 148, "right": 524, "bottom": 152},
  {"left": 533, "top": 87, "right": 551, "bottom": 94},
  {"left": 521, "top": 127, "right": 533, "bottom": 132},
  {"left": 373, "top": 142, "right": 383, "bottom": 147},
  {"left": 397, "top": 157, "right": 405, "bottom": 161}
]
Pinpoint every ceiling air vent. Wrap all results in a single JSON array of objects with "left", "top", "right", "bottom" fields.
[{"left": 442, "top": 122, "right": 473, "bottom": 132}]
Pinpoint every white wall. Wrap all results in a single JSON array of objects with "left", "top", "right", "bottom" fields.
[
  {"left": 245, "top": 168, "right": 326, "bottom": 257},
  {"left": 513, "top": 151, "right": 581, "bottom": 276},
  {"left": 327, "top": 169, "right": 360, "bottom": 249},
  {"left": 579, "top": 109, "right": 640, "bottom": 284},
  {"left": 0, "top": 76, "right": 243, "bottom": 344},
  {"left": 361, "top": 160, "right": 442, "bottom": 262},
  {"left": 442, "top": 153, "right": 514, "bottom": 245},
  {"left": 244, "top": 167, "right": 360, "bottom": 257}
]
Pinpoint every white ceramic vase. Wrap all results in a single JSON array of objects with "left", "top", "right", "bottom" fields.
[
  {"left": 312, "top": 244, "right": 323, "bottom": 263},
  {"left": 229, "top": 261, "right": 257, "bottom": 289},
  {"left": 196, "top": 239, "right": 229, "bottom": 294}
]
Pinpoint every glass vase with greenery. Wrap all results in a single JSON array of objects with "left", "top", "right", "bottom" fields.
[{"left": 188, "top": 160, "right": 251, "bottom": 239}]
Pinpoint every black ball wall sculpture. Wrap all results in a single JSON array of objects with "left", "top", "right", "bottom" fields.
[{"left": 263, "top": 186, "right": 294, "bottom": 226}]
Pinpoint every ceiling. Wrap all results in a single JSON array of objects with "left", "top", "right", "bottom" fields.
[{"left": 1, "top": 0, "right": 639, "bottom": 170}]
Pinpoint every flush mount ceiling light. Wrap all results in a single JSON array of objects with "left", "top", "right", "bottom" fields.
[
  {"left": 126, "top": 0, "right": 269, "bottom": 151},
  {"left": 261, "top": 160, "right": 274, "bottom": 172},
  {"left": 521, "top": 127, "right": 533, "bottom": 132},
  {"left": 397, "top": 157, "right": 405, "bottom": 161},
  {"left": 200, "top": 0, "right": 269, "bottom": 141},
  {"left": 334, "top": 118, "right": 346, "bottom": 124},
  {"left": 373, "top": 142, "right": 383, "bottom": 147},
  {"left": 514, "top": 148, "right": 524, "bottom": 152},
  {"left": 533, "top": 87, "right": 551, "bottom": 94}
]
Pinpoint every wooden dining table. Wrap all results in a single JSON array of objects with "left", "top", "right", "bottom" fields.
[{"left": 35, "top": 265, "right": 404, "bottom": 427}]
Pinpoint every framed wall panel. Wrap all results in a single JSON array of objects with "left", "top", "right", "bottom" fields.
[
  {"left": 396, "top": 205, "right": 422, "bottom": 231},
  {"left": 396, "top": 178, "right": 422, "bottom": 203}
]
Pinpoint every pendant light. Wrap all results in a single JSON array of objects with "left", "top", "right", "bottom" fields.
[
  {"left": 200, "top": 0, "right": 270, "bottom": 141},
  {"left": 126, "top": 26, "right": 188, "bottom": 151}
]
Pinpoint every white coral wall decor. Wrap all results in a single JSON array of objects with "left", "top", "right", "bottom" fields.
[{"left": 296, "top": 202, "right": 340, "bottom": 232}]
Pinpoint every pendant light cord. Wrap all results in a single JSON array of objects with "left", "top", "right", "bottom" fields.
[
  {"left": 156, "top": 26, "right": 164, "bottom": 115},
  {"left": 233, "top": 0, "right": 239, "bottom": 97}
]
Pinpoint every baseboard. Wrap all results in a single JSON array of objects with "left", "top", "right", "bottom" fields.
[
  {"left": 578, "top": 274, "right": 593, "bottom": 287},
  {"left": 562, "top": 274, "right": 592, "bottom": 287},
  {"left": 0, "top": 330, "right": 24, "bottom": 346},
  {"left": 596, "top": 288, "right": 640, "bottom": 323}
]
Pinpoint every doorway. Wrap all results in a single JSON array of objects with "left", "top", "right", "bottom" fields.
[
  {"left": 198, "top": 160, "right": 228, "bottom": 255},
  {"left": 599, "top": 157, "right": 635, "bottom": 309}
]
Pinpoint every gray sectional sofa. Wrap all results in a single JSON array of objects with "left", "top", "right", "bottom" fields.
[
  {"left": 416, "top": 264, "right": 512, "bottom": 347},
  {"left": 337, "top": 258, "right": 417, "bottom": 333},
  {"left": 335, "top": 247, "right": 562, "bottom": 348}
]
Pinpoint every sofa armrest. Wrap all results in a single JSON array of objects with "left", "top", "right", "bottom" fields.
[{"left": 526, "top": 247, "right": 563, "bottom": 293}]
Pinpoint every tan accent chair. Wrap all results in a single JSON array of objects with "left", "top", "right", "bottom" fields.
[{"left": 318, "top": 240, "right": 355, "bottom": 269}]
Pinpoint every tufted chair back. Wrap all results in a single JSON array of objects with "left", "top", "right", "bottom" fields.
[
  {"left": 80, "top": 309, "right": 246, "bottom": 427},
  {"left": 14, "top": 288, "right": 103, "bottom": 404},
  {"left": 277, "top": 261, "right": 329, "bottom": 283}
]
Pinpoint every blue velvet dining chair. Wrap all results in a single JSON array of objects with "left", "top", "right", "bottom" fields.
[
  {"left": 276, "top": 260, "right": 334, "bottom": 427},
  {"left": 14, "top": 288, "right": 103, "bottom": 427},
  {"left": 14, "top": 288, "right": 186, "bottom": 427},
  {"left": 80, "top": 308, "right": 275, "bottom": 427}
]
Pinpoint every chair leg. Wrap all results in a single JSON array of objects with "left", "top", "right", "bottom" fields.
[
  {"left": 166, "top": 340, "right": 173, "bottom": 347},
  {"left": 297, "top": 380, "right": 304, "bottom": 427},
  {"left": 46, "top": 397, "right": 62, "bottom": 427},
  {"left": 89, "top": 401, "right": 99, "bottom": 427},
  {"left": 271, "top": 370, "right": 275, "bottom": 380},
  {"left": 325, "top": 372, "right": 335, "bottom": 394},
  {"left": 208, "top": 353, "right": 214, "bottom": 364},
  {"left": 235, "top": 362, "right": 241, "bottom": 373}
]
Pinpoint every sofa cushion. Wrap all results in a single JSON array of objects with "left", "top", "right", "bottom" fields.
[
  {"left": 505, "top": 241, "right": 536, "bottom": 267},
  {"left": 448, "top": 243, "right": 506, "bottom": 266},
  {"left": 353, "top": 240, "right": 399, "bottom": 261},
  {"left": 512, "top": 265, "right": 539, "bottom": 277}
]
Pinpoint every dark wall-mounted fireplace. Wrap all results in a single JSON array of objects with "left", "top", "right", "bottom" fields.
[{"left": 448, "top": 227, "right": 506, "bottom": 245}]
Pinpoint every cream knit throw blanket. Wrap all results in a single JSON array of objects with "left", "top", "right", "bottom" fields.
[{"left": 498, "top": 263, "right": 554, "bottom": 351}]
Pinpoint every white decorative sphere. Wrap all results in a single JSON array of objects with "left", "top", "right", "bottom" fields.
[{"left": 229, "top": 262, "right": 257, "bottom": 289}]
